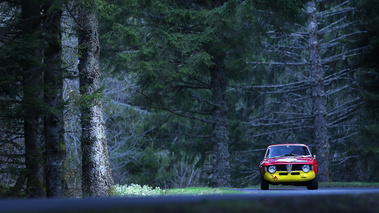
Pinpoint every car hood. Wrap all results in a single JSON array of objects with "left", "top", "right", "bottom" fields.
[{"left": 263, "top": 156, "right": 315, "bottom": 164}]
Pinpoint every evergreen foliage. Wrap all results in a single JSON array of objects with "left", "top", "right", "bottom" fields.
[
  {"left": 0, "top": 0, "right": 379, "bottom": 198},
  {"left": 100, "top": 0, "right": 308, "bottom": 187},
  {"left": 354, "top": 0, "right": 379, "bottom": 181}
]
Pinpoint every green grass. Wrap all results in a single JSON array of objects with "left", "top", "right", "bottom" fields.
[
  {"left": 111, "top": 184, "right": 243, "bottom": 197},
  {"left": 111, "top": 182, "right": 379, "bottom": 197},
  {"left": 164, "top": 187, "right": 242, "bottom": 195}
]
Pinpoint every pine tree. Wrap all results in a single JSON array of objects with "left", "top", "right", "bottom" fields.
[
  {"left": 1, "top": 0, "right": 67, "bottom": 197},
  {"left": 354, "top": 0, "right": 379, "bottom": 181},
  {"left": 43, "top": 0, "right": 66, "bottom": 197},
  {"left": 0, "top": 1, "right": 27, "bottom": 196},
  {"left": 20, "top": 0, "right": 46, "bottom": 197},
  {"left": 239, "top": 0, "right": 364, "bottom": 182},
  {"left": 77, "top": 0, "right": 114, "bottom": 196},
  {"left": 100, "top": 0, "right": 307, "bottom": 187}
]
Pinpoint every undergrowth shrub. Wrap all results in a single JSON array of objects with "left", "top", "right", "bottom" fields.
[{"left": 111, "top": 184, "right": 164, "bottom": 197}]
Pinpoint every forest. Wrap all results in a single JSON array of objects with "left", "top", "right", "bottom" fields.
[{"left": 0, "top": 0, "right": 378, "bottom": 198}]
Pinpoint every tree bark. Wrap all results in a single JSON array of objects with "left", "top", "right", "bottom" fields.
[
  {"left": 307, "top": 0, "right": 329, "bottom": 182},
  {"left": 21, "top": 0, "right": 46, "bottom": 198},
  {"left": 43, "top": 0, "right": 66, "bottom": 197},
  {"left": 210, "top": 53, "right": 231, "bottom": 187},
  {"left": 78, "top": 1, "right": 114, "bottom": 197}
]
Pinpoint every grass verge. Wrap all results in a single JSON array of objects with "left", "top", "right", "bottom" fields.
[
  {"left": 111, "top": 182, "right": 379, "bottom": 197},
  {"left": 164, "top": 187, "right": 242, "bottom": 195},
  {"left": 111, "top": 185, "right": 243, "bottom": 197}
]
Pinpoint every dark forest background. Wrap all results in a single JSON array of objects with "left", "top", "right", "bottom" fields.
[{"left": 0, "top": 0, "right": 378, "bottom": 198}]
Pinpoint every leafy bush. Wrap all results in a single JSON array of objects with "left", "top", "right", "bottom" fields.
[{"left": 111, "top": 184, "right": 164, "bottom": 197}]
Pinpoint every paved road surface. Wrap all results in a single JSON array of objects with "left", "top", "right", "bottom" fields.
[
  {"left": 1, "top": 187, "right": 379, "bottom": 213},
  {"left": 232, "top": 187, "right": 379, "bottom": 196}
]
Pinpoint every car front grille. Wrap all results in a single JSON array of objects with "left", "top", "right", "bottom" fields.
[
  {"left": 279, "top": 172, "right": 301, "bottom": 175},
  {"left": 276, "top": 164, "right": 304, "bottom": 171}
]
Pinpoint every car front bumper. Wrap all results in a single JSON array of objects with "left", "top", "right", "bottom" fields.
[{"left": 263, "top": 170, "right": 316, "bottom": 183}]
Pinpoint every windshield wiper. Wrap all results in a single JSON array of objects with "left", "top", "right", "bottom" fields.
[{"left": 283, "top": 154, "right": 299, "bottom": 157}]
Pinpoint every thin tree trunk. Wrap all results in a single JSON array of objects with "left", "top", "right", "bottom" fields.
[
  {"left": 307, "top": 0, "right": 329, "bottom": 182},
  {"left": 78, "top": 1, "right": 114, "bottom": 197},
  {"left": 210, "top": 53, "right": 231, "bottom": 187},
  {"left": 21, "top": 0, "right": 46, "bottom": 198},
  {"left": 9, "top": 174, "right": 27, "bottom": 197},
  {"left": 43, "top": 0, "right": 66, "bottom": 197}
]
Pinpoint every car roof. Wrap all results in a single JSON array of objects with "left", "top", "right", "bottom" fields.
[{"left": 268, "top": 144, "right": 308, "bottom": 147}]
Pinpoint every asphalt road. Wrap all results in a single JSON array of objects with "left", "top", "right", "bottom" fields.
[
  {"left": 1, "top": 188, "right": 379, "bottom": 213},
  {"left": 233, "top": 187, "right": 379, "bottom": 196}
]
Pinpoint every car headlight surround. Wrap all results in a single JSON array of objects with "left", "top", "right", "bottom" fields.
[
  {"left": 268, "top": 165, "right": 276, "bottom": 174},
  {"left": 302, "top": 164, "right": 310, "bottom": 173}
]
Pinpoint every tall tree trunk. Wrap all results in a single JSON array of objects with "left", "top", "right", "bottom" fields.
[
  {"left": 43, "top": 0, "right": 66, "bottom": 197},
  {"left": 210, "top": 53, "right": 231, "bottom": 187},
  {"left": 307, "top": 0, "right": 329, "bottom": 182},
  {"left": 21, "top": 0, "right": 46, "bottom": 198},
  {"left": 78, "top": 1, "right": 114, "bottom": 197}
]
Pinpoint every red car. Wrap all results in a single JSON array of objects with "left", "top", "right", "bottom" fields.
[{"left": 259, "top": 144, "right": 318, "bottom": 190}]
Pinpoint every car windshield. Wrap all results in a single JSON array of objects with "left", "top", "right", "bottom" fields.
[{"left": 265, "top": 145, "right": 310, "bottom": 158}]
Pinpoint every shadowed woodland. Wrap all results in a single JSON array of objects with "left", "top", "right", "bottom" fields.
[{"left": 0, "top": 0, "right": 378, "bottom": 198}]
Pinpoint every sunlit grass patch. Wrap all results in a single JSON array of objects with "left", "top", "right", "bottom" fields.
[
  {"left": 111, "top": 184, "right": 164, "bottom": 197},
  {"left": 111, "top": 185, "right": 242, "bottom": 197},
  {"left": 164, "top": 187, "right": 241, "bottom": 195}
]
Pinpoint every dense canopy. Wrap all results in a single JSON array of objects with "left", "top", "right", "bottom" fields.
[{"left": 0, "top": 0, "right": 378, "bottom": 198}]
